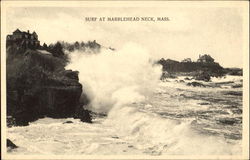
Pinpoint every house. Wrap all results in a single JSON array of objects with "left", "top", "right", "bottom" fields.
[
  {"left": 6, "top": 29, "right": 40, "bottom": 49},
  {"left": 197, "top": 54, "right": 214, "bottom": 63}
]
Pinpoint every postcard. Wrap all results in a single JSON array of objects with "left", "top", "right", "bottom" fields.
[{"left": 1, "top": 1, "right": 249, "bottom": 159}]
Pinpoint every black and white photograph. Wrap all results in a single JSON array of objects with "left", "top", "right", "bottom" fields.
[{"left": 1, "top": 1, "right": 249, "bottom": 159}]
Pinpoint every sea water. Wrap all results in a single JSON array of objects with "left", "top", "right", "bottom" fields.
[{"left": 7, "top": 44, "right": 242, "bottom": 155}]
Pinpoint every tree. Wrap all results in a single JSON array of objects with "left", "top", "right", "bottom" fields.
[
  {"left": 80, "top": 42, "right": 85, "bottom": 47},
  {"left": 50, "top": 42, "right": 64, "bottom": 57},
  {"left": 74, "top": 41, "right": 80, "bottom": 50},
  {"left": 43, "top": 43, "right": 48, "bottom": 48}
]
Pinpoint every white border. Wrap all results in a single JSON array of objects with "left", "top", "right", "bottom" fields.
[{"left": 1, "top": 1, "right": 249, "bottom": 159}]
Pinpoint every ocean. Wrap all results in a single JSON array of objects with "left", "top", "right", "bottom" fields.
[{"left": 7, "top": 44, "right": 242, "bottom": 155}]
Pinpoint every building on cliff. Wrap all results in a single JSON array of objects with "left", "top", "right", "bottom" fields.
[
  {"left": 6, "top": 29, "right": 40, "bottom": 49},
  {"left": 197, "top": 54, "right": 215, "bottom": 63}
]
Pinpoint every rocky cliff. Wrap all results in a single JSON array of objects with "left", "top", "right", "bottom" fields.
[
  {"left": 158, "top": 58, "right": 224, "bottom": 76},
  {"left": 7, "top": 46, "right": 91, "bottom": 126},
  {"left": 157, "top": 58, "right": 242, "bottom": 81}
]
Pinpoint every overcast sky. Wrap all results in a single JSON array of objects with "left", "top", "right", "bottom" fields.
[{"left": 6, "top": 6, "right": 245, "bottom": 67}]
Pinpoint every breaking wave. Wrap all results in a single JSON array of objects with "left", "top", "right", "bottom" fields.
[
  {"left": 66, "top": 43, "right": 162, "bottom": 113},
  {"left": 65, "top": 43, "right": 241, "bottom": 155}
]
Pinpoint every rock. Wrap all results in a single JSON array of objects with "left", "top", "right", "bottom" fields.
[
  {"left": 7, "top": 47, "right": 90, "bottom": 126},
  {"left": 179, "top": 80, "right": 185, "bottom": 83},
  {"left": 157, "top": 58, "right": 225, "bottom": 76},
  {"left": 184, "top": 77, "right": 191, "bottom": 80},
  {"left": 7, "top": 116, "right": 16, "bottom": 127},
  {"left": 74, "top": 105, "right": 92, "bottom": 123},
  {"left": 198, "top": 102, "right": 210, "bottom": 105},
  {"left": 224, "top": 91, "right": 242, "bottom": 96},
  {"left": 224, "top": 68, "right": 243, "bottom": 76},
  {"left": 63, "top": 120, "right": 73, "bottom": 124},
  {"left": 215, "top": 81, "right": 234, "bottom": 85},
  {"left": 8, "top": 79, "right": 83, "bottom": 125},
  {"left": 193, "top": 72, "right": 211, "bottom": 82},
  {"left": 7, "top": 139, "right": 18, "bottom": 149},
  {"left": 112, "top": 136, "right": 119, "bottom": 139},
  {"left": 160, "top": 71, "right": 176, "bottom": 80},
  {"left": 217, "top": 118, "right": 237, "bottom": 125},
  {"left": 128, "top": 145, "right": 134, "bottom": 148},
  {"left": 187, "top": 82, "right": 206, "bottom": 87},
  {"left": 60, "top": 70, "right": 79, "bottom": 81},
  {"left": 231, "top": 84, "right": 242, "bottom": 88}
]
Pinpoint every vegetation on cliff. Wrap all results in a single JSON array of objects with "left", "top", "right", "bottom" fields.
[{"left": 42, "top": 40, "right": 102, "bottom": 54}]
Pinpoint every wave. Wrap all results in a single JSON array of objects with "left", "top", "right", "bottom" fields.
[
  {"left": 66, "top": 43, "right": 162, "bottom": 113},
  {"left": 66, "top": 43, "right": 241, "bottom": 155},
  {"left": 105, "top": 103, "right": 241, "bottom": 155}
]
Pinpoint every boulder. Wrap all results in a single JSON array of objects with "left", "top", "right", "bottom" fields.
[
  {"left": 74, "top": 105, "right": 92, "bottom": 123},
  {"left": 193, "top": 72, "right": 211, "bottom": 82},
  {"left": 7, "top": 139, "right": 18, "bottom": 149},
  {"left": 179, "top": 80, "right": 185, "bottom": 83}
]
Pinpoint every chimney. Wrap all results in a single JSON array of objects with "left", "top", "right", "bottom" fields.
[{"left": 27, "top": 30, "right": 30, "bottom": 33}]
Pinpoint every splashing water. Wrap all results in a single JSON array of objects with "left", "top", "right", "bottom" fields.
[
  {"left": 7, "top": 43, "right": 242, "bottom": 155},
  {"left": 65, "top": 43, "right": 241, "bottom": 155},
  {"left": 66, "top": 43, "right": 162, "bottom": 113}
]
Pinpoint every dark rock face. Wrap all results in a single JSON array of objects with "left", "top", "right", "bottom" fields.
[
  {"left": 7, "top": 46, "right": 91, "bottom": 126},
  {"left": 157, "top": 58, "right": 226, "bottom": 81},
  {"left": 193, "top": 72, "right": 211, "bottom": 82},
  {"left": 160, "top": 71, "right": 176, "bottom": 80},
  {"left": 7, "top": 139, "right": 18, "bottom": 149},
  {"left": 7, "top": 116, "right": 16, "bottom": 127},
  {"left": 74, "top": 105, "right": 92, "bottom": 123},
  {"left": 158, "top": 58, "right": 224, "bottom": 75}
]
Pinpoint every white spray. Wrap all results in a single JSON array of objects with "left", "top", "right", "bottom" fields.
[
  {"left": 66, "top": 43, "right": 162, "bottom": 113},
  {"left": 66, "top": 43, "right": 241, "bottom": 155}
]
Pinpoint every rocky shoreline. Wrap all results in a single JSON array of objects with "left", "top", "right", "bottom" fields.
[
  {"left": 7, "top": 44, "right": 91, "bottom": 127},
  {"left": 157, "top": 57, "right": 242, "bottom": 82}
]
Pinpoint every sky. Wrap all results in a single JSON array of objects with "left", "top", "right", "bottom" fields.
[{"left": 6, "top": 6, "right": 245, "bottom": 68}]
